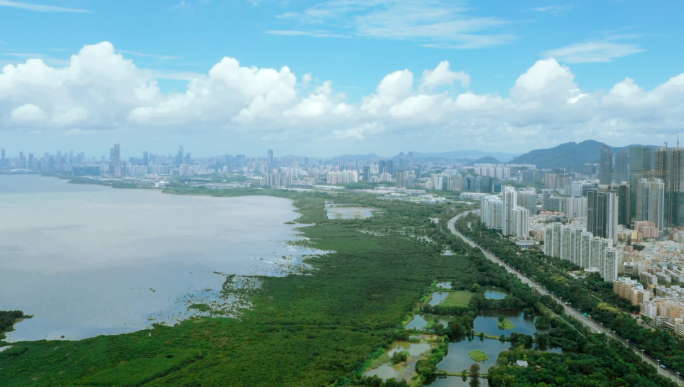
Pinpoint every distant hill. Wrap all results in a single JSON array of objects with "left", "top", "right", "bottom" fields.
[
  {"left": 510, "top": 140, "right": 660, "bottom": 169},
  {"left": 331, "top": 154, "right": 382, "bottom": 161},
  {"left": 411, "top": 150, "right": 518, "bottom": 162},
  {"left": 331, "top": 150, "right": 519, "bottom": 162},
  {"left": 467, "top": 156, "right": 500, "bottom": 165}
]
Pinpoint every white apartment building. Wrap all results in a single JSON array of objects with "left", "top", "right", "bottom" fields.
[
  {"left": 481, "top": 195, "right": 503, "bottom": 230},
  {"left": 544, "top": 222, "right": 619, "bottom": 281},
  {"left": 502, "top": 186, "right": 517, "bottom": 237},
  {"left": 481, "top": 186, "right": 529, "bottom": 240}
]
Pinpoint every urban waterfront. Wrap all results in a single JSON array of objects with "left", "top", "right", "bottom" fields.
[{"left": 0, "top": 175, "right": 314, "bottom": 341}]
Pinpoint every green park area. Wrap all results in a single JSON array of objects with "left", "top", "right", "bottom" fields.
[
  {"left": 497, "top": 319, "right": 516, "bottom": 330},
  {"left": 441, "top": 291, "right": 473, "bottom": 308}
]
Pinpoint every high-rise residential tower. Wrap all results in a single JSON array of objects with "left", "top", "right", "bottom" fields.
[
  {"left": 636, "top": 178, "right": 665, "bottom": 232},
  {"left": 599, "top": 146, "right": 612, "bottom": 184},
  {"left": 517, "top": 190, "right": 538, "bottom": 215},
  {"left": 502, "top": 186, "right": 517, "bottom": 236},
  {"left": 615, "top": 150, "right": 630, "bottom": 183},
  {"left": 630, "top": 147, "right": 653, "bottom": 220}
]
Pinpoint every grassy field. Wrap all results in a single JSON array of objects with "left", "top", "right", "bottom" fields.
[
  {"left": 468, "top": 350, "right": 488, "bottom": 362},
  {"left": 497, "top": 320, "right": 516, "bottom": 330},
  {"left": 441, "top": 291, "right": 474, "bottom": 308}
]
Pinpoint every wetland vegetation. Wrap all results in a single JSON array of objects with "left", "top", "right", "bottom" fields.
[
  {"left": 0, "top": 311, "right": 29, "bottom": 341},
  {"left": 469, "top": 350, "right": 488, "bottom": 362},
  {"left": 0, "top": 188, "right": 472, "bottom": 386}
]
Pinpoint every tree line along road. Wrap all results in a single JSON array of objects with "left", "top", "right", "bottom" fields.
[{"left": 448, "top": 210, "right": 684, "bottom": 386}]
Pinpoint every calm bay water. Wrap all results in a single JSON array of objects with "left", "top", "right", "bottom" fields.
[{"left": 0, "top": 175, "right": 313, "bottom": 341}]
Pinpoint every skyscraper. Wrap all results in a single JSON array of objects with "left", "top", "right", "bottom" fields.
[
  {"left": 396, "top": 170, "right": 406, "bottom": 188},
  {"left": 630, "top": 147, "right": 653, "bottom": 220},
  {"left": 517, "top": 190, "right": 538, "bottom": 215},
  {"left": 655, "top": 147, "right": 684, "bottom": 227},
  {"left": 502, "top": 186, "right": 517, "bottom": 236},
  {"left": 362, "top": 166, "right": 371, "bottom": 182},
  {"left": 615, "top": 183, "right": 631, "bottom": 227},
  {"left": 636, "top": 178, "right": 665, "bottom": 232},
  {"left": 587, "top": 187, "right": 619, "bottom": 243},
  {"left": 615, "top": 150, "right": 629, "bottom": 183},
  {"left": 267, "top": 149, "right": 274, "bottom": 172},
  {"left": 599, "top": 146, "right": 612, "bottom": 184},
  {"left": 408, "top": 151, "right": 414, "bottom": 169},
  {"left": 175, "top": 146, "right": 184, "bottom": 167},
  {"left": 143, "top": 151, "right": 149, "bottom": 166},
  {"left": 112, "top": 143, "right": 121, "bottom": 177}
]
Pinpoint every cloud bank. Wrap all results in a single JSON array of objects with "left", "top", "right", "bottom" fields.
[{"left": 1, "top": 41, "right": 682, "bottom": 151}]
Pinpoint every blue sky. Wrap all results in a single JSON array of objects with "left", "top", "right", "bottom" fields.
[{"left": 0, "top": 0, "right": 683, "bottom": 158}]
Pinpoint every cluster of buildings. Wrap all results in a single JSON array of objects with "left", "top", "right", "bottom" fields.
[
  {"left": 615, "top": 277, "right": 684, "bottom": 337},
  {"left": 480, "top": 186, "right": 531, "bottom": 240},
  {"left": 326, "top": 170, "right": 359, "bottom": 184},
  {"left": 474, "top": 145, "right": 684, "bottom": 284},
  {"left": 541, "top": 222, "right": 619, "bottom": 281}
]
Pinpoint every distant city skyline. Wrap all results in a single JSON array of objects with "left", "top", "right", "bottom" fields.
[{"left": 0, "top": 139, "right": 666, "bottom": 161}]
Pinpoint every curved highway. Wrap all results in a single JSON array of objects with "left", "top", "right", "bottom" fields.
[{"left": 448, "top": 210, "right": 684, "bottom": 385}]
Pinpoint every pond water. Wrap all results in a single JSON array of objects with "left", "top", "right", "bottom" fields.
[
  {"left": 429, "top": 292, "right": 450, "bottom": 305},
  {"left": 387, "top": 341, "right": 432, "bottom": 357},
  {"left": 406, "top": 314, "right": 453, "bottom": 330},
  {"left": 406, "top": 315, "right": 429, "bottom": 330},
  {"left": 364, "top": 341, "right": 435, "bottom": 382},
  {"left": 325, "top": 206, "right": 376, "bottom": 219},
  {"left": 0, "top": 175, "right": 318, "bottom": 342},
  {"left": 364, "top": 363, "right": 406, "bottom": 380},
  {"left": 484, "top": 288, "right": 507, "bottom": 300},
  {"left": 432, "top": 308, "right": 554, "bottom": 379},
  {"left": 436, "top": 282, "right": 452, "bottom": 289},
  {"left": 474, "top": 309, "right": 539, "bottom": 336},
  {"left": 437, "top": 336, "right": 510, "bottom": 373}
]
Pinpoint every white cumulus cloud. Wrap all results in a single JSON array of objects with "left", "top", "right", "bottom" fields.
[
  {"left": 11, "top": 103, "right": 46, "bottom": 124},
  {"left": 421, "top": 61, "right": 470, "bottom": 88},
  {"left": 1, "top": 42, "right": 684, "bottom": 151}
]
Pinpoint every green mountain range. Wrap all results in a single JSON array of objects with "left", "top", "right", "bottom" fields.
[{"left": 510, "top": 140, "right": 660, "bottom": 169}]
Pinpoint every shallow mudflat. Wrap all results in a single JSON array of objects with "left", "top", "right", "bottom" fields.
[{"left": 325, "top": 205, "right": 377, "bottom": 219}]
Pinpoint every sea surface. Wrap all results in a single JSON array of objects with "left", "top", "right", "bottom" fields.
[{"left": 0, "top": 175, "right": 314, "bottom": 341}]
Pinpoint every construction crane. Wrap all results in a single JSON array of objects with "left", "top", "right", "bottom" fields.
[{"left": 664, "top": 130, "right": 679, "bottom": 149}]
